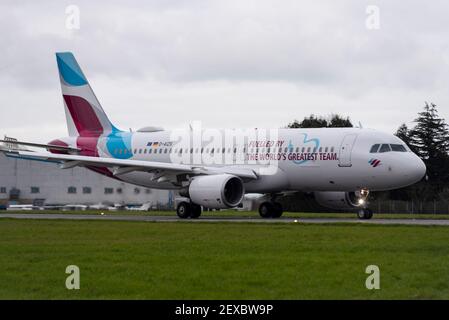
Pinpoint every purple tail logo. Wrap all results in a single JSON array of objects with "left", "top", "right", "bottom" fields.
[{"left": 369, "top": 158, "right": 381, "bottom": 167}]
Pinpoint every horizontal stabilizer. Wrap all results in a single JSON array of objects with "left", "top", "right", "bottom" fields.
[{"left": 0, "top": 139, "right": 80, "bottom": 152}]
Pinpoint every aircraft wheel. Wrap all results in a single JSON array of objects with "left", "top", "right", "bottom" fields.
[
  {"left": 177, "top": 202, "right": 191, "bottom": 219},
  {"left": 271, "top": 202, "right": 283, "bottom": 218},
  {"left": 357, "top": 208, "right": 373, "bottom": 220},
  {"left": 190, "top": 204, "right": 202, "bottom": 219},
  {"left": 357, "top": 209, "right": 366, "bottom": 220},
  {"left": 365, "top": 208, "right": 373, "bottom": 219},
  {"left": 259, "top": 202, "right": 273, "bottom": 218}
]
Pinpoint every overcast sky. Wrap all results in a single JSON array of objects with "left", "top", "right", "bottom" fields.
[{"left": 1, "top": 0, "right": 448, "bottom": 142}]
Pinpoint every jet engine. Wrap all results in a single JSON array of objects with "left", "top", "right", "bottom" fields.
[
  {"left": 313, "top": 191, "right": 364, "bottom": 210},
  {"left": 187, "top": 174, "right": 245, "bottom": 209}
]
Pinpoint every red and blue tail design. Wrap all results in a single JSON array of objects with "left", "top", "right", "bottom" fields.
[
  {"left": 56, "top": 52, "right": 134, "bottom": 161},
  {"left": 56, "top": 52, "right": 120, "bottom": 138}
]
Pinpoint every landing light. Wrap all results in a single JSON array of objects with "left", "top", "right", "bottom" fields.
[{"left": 358, "top": 199, "right": 365, "bottom": 205}]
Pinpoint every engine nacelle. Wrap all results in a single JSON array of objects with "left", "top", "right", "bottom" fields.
[
  {"left": 313, "top": 191, "right": 362, "bottom": 210},
  {"left": 188, "top": 174, "right": 245, "bottom": 209}
]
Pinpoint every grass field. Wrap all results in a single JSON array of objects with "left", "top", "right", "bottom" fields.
[
  {"left": 1, "top": 218, "right": 449, "bottom": 299},
  {"left": 4, "top": 209, "right": 449, "bottom": 220}
]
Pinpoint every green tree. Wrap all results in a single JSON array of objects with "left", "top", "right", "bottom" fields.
[
  {"left": 406, "top": 102, "right": 449, "bottom": 198},
  {"left": 395, "top": 123, "right": 410, "bottom": 145},
  {"left": 408, "top": 102, "right": 449, "bottom": 159},
  {"left": 328, "top": 114, "right": 353, "bottom": 127},
  {"left": 287, "top": 114, "right": 353, "bottom": 128}
]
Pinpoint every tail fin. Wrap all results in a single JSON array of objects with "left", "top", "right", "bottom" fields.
[{"left": 56, "top": 52, "right": 120, "bottom": 137}]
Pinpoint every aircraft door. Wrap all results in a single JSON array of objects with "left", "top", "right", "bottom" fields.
[{"left": 338, "top": 134, "right": 358, "bottom": 167}]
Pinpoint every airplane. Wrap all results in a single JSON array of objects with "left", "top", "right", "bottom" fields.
[{"left": 0, "top": 52, "right": 426, "bottom": 220}]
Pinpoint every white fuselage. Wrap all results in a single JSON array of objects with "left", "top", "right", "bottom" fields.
[{"left": 81, "top": 127, "right": 426, "bottom": 193}]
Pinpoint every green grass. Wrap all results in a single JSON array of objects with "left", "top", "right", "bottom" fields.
[
  {"left": 1, "top": 219, "right": 449, "bottom": 299},
  {"left": 4, "top": 209, "right": 449, "bottom": 220}
]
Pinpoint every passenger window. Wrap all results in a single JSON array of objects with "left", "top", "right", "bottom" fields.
[
  {"left": 390, "top": 144, "right": 407, "bottom": 152},
  {"left": 379, "top": 144, "right": 391, "bottom": 153},
  {"left": 370, "top": 144, "right": 380, "bottom": 153}
]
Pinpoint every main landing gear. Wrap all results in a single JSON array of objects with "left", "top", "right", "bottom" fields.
[
  {"left": 258, "top": 200, "right": 283, "bottom": 218},
  {"left": 176, "top": 201, "right": 202, "bottom": 219}
]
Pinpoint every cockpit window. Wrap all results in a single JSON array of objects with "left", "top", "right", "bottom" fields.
[
  {"left": 390, "top": 144, "right": 407, "bottom": 152},
  {"left": 378, "top": 144, "right": 391, "bottom": 153},
  {"left": 370, "top": 144, "right": 380, "bottom": 153}
]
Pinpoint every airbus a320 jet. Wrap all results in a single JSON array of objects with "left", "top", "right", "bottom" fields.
[{"left": 0, "top": 53, "right": 426, "bottom": 219}]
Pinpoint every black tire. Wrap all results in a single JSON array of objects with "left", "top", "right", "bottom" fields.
[
  {"left": 271, "top": 202, "right": 283, "bottom": 218},
  {"left": 365, "top": 208, "right": 373, "bottom": 220},
  {"left": 177, "top": 202, "right": 191, "bottom": 219},
  {"left": 357, "top": 208, "right": 373, "bottom": 220},
  {"left": 190, "top": 204, "right": 202, "bottom": 219},
  {"left": 259, "top": 202, "right": 273, "bottom": 218},
  {"left": 357, "top": 209, "right": 366, "bottom": 220}
]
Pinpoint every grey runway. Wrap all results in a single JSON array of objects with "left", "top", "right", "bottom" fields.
[{"left": 1, "top": 213, "right": 449, "bottom": 226}]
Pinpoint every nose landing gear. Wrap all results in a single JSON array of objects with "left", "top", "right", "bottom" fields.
[
  {"left": 357, "top": 208, "right": 373, "bottom": 220},
  {"left": 356, "top": 188, "right": 373, "bottom": 220}
]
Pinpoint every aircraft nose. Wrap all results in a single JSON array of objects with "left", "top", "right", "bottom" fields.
[
  {"left": 405, "top": 155, "right": 426, "bottom": 184},
  {"left": 416, "top": 157, "right": 427, "bottom": 180}
]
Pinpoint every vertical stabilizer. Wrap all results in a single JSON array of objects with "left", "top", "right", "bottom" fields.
[{"left": 56, "top": 52, "right": 119, "bottom": 137}]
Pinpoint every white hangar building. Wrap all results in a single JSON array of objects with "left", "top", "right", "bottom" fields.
[{"left": 0, "top": 153, "right": 172, "bottom": 208}]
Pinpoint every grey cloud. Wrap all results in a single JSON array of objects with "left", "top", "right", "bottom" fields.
[{"left": 0, "top": 0, "right": 448, "bottom": 142}]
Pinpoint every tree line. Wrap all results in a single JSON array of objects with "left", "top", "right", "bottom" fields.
[{"left": 287, "top": 103, "right": 449, "bottom": 202}]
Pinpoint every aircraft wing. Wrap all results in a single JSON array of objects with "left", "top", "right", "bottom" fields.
[{"left": 3, "top": 150, "right": 259, "bottom": 180}]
